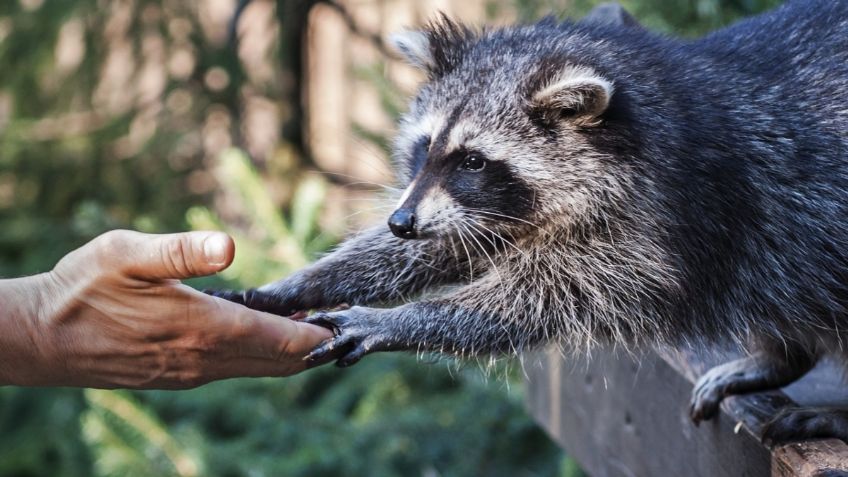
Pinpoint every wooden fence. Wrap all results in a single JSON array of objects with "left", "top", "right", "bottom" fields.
[{"left": 524, "top": 347, "right": 848, "bottom": 476}]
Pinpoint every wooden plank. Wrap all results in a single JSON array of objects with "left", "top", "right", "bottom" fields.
[
  {"left": 772, "top": 440, "right": 848, "bottom": 477},
  {"left": 663, "top": 350, "right": 848, "bottom": 477},
  {"left": 524, "top": 348, "right": 771, "bottom": 476},
  {"left": 524, "top": 347, "right": 848, "bottom": 476}
]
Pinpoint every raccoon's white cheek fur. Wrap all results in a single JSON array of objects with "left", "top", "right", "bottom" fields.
[{"left": 415, "top": 186, "right": 459, "bottom": 232}]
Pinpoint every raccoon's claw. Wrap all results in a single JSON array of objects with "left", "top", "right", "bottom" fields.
[
  {"left": 761, "top": 407, "right": 848, "bottom": 446},
  {"left": 303, "top": 327, "right": 357, "bottom": 363},
  {"left": 689, "top": 367, "right": 731, "bottom": 425},
  {"left": 303, "top": 306, "right": 395, "bottom": 367},
  {"left": 690, "top": 354, "right": 815, "bottom": 427},
  {"left": 204, "top": 288, "right": 250, "bottom": 305}
]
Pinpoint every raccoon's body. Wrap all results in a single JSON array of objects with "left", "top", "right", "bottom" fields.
[{"left": 214, "top": 1, "right": 848, "bottom": 443}]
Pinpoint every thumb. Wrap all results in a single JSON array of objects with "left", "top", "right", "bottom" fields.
[{"left": 118, "top": 230, "right": 235, "bottom": 280}]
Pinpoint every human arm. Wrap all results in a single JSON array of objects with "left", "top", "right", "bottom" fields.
[{"left": 0, "top": 229, "right": 332, "bottom": 389}]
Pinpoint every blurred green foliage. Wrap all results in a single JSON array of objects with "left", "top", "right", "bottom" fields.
[{"left": 0, "top": 0, "right": 783, "bottom": 476}]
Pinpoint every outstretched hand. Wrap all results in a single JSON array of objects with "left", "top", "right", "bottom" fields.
[{"left": 0, "top": 230, "right": 332, "bottom": 389}]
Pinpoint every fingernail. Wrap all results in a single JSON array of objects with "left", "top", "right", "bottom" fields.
[{"left": 203, "top": 233, "right": 229, "bottom": 266}]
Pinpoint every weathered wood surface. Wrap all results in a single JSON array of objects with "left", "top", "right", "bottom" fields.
[{"left": 524, "top": 347, "right": 848, "bottom": 476}]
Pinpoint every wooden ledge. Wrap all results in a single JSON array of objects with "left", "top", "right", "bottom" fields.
[{"left": 523, "top": 346, "right": 848, "bottom": 476}]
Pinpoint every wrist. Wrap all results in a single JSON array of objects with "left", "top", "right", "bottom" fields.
[{"left": 0, "top": 272, "right": 59, "bottom": 386}]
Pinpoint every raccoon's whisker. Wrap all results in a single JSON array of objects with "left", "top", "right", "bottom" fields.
[
  {"left": 346, "top": 181, "right": 400, "bottom": 191},
  {"left": 464, "top": 208, "right": 541, "bottom": 229},
  {"left": 340, "top": 204, "right": 396, "bottom": 222},
  {"left": 415, "top": 247, "right": 450, "bottom": 276},
  {"left": 446, "top": 235, "right": 462, "bottom": 271},
  {"left": 458, "top": 219, "right": 502, "bottom": 284},
  {"left": 454, "top": 223, "right": 475, "bottom": 282},
  {"left": 308, "top": 170, "right": 400, "bottom": 192},
  {"left": 499, "top": 226, "right": 525, "bottom": 253},
  {"left": 460, "top": 217, "right": 492, "bottom": 243},
  {"left": 345, "top": 131, "right": 398, "bottom": 176},
  {"left": 343, "top": 196, "right": 397, "bottom": 203},
  {"left": 464, "top": 216, "right": 528, "bottom": 258}
]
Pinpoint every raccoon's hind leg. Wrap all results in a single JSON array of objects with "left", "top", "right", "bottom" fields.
[
  {"left": 761, "top": 407, "right": 848, "bottom": 445},
  {"left": 689, "top": 342, "right": 816, "bottom": 425}
]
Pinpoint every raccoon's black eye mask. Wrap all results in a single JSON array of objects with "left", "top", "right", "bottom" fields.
[{"left": 410, "top": 136, "right": 430, "bottom": 175}]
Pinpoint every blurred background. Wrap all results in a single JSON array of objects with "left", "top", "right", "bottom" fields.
[{"left": 0, "top": 0, "right": 781, "bottom": 475}]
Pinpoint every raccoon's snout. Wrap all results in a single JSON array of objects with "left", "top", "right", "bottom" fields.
[{"left": 388, "top": 208, "right": 418, "bottom": 239}]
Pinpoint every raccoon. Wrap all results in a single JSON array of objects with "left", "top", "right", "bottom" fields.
[{"left": 211, "top": 0, "right": 848, "bottom": 444}]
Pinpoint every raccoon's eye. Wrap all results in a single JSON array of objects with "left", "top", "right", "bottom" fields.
[{"left": 460, "top": 153, "right": 487, "bottom": 172}]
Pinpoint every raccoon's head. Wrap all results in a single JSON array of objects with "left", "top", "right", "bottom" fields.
[{"left": 386, "top": 17, "right": 620, "bottom": 242}]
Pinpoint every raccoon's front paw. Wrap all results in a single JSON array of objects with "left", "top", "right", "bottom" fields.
[
  {"left": 205, "top": 288, "right": 307, "bottom": 318},
  {"left": 689, "top": 354, "right": 813, "bottom": 426},
  {"left": 689, "top": 363, "right": 742, "bottom": 425},
  {"left": 761, "top": 407, "right": 848, "bottom": 446},
  {"left": 303, "top": 306, "right": 398, "bottom": 367}
]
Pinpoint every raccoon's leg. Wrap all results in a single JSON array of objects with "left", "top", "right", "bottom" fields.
[
  {"left": 302, "top": 281, "right": 546, "bottom": 367},
  {"left": 761, "top": 407, "right": 848, "bottom": 445},
  {"left": 689, "top": 341, "right": 816, "bottom": 425},
  {"left": 208, "top": 226, "right": 466, "bottom": 316}
]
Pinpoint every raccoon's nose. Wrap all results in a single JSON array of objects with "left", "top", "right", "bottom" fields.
[{"left": 388, "top": 208, "right": 417, "bottom": 239}]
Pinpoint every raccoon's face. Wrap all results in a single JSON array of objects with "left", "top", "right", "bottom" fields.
[
  {"left": 388, "top": 120, "right": 537, "bottom": 240},
  {"left": 387, "top": 19, "right": 616, "bottom": 243}
]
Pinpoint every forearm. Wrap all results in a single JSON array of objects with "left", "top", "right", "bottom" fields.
[
  {"left": 387, "top": 299, "right": 547, "bottom": 356},
  {"left": 262, "top": 225, "right": 465, "bottom": 308},
  {"left": 304, "top": 283, "right": 553, "bottom": 366},
  {"left": 0, "top": 273, "right": 54, "bottom": 386}
]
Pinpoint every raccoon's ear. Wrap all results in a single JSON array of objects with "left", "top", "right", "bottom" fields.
[
  {"left": 581, "top": 2, "right": 641, "bottom": 28},
  {"left": 529, "top": 67, "right": 613, "bottom": 127},
  {"left": 389, "top": 30, "right": 436, "bottom": 70},
  {"left": 389, "top": 15, "right": 475, "bottom": 77}
]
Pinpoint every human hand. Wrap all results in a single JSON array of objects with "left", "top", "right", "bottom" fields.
[{"left": 1, "top": 230, "right": 332, "bottom": 389}]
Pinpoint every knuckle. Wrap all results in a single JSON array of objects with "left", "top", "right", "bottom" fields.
[
  {"left": 90, "top": 229, "right": 133, "bottom": 271},
  {"left": 160, "top": 237, "right": 197, "bottom": 277},
  {"left": 174, "top": 339, "right": 213, "bottom": 388},
  {"left": 97, "top": 229, "right": 132, "bottom": 249},
  {"left": 187, "top": 328, "right": 219, "bottom": 352}
]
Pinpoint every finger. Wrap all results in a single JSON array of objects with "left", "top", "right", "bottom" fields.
[
  {"left": 216, "top": 303, "right": 334, "bottom": 364},
  {"left": 195, "top": 292, "right": 336, "bottom": 379},
  {"left": 211, "top": 326, "right": 340, "bottom": 378},
  {"left": 257, "top": 314, "right": 335, "bottom": 358},
  {"left": 304, "top": 334, "right": 355, "bottom": 363},
  {"left": 100, "top": 230, "right": 235, "bottom": 280},
  {"left": 248, "top": 316, "right": 338, "bottom": 375},
  {"left": 209, "top": 353, "right": 328, "bottom": 380}
]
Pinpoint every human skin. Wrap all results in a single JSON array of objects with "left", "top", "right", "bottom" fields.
[{"left": 0, "top": 230, "right": 332, "bottom": 389}]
